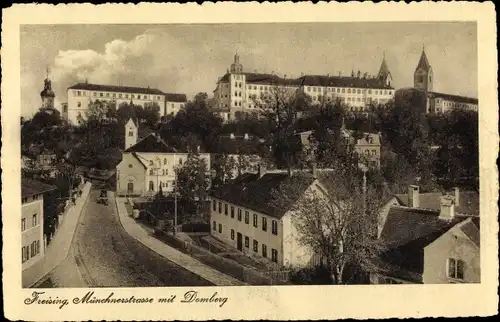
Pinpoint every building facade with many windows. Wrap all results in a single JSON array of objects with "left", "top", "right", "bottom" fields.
[
  {"left": 116, "top": 119, "right": 210, "bottom": 197},
  {"left": 212, "top": 53, "right": 395, "bottom": 121},
  {"left": 21, "top": 178, "right": 56, "bottom": 271},
  {"left": 209, "top": 166, "right": 326, "bottom": 268},
  {"left": 65, "top": 82, "right": 187, "bottom": 124}
]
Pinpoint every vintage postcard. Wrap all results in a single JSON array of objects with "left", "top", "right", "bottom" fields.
[{"left": 2, "top": 2, "right": 498, "bottom": 320}]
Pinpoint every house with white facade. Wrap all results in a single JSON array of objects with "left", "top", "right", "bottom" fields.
[
  {"left": 209, "top": 165, "right": 328, "bottom": 268},
  {"left": 372, "top": 185, "right": 480, "bottom": 284},
  {"left": 116, "top": 118, "right": 210, "bottom": 197},
  {"left": 212, "top": 53, "right": 395, "bottom": 121},
  {"left": 21, "top": 178, "right": 57, "bottom": 271}
]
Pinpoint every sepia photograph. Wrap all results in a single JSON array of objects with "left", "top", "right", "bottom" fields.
[{"left": 2, "top": 2, "right": 498, "bottom": 321}]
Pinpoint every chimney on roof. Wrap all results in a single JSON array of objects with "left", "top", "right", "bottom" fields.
[
  {"left": 338, "top": 71, "right": 341, "bottom": 77},
  {"left": 244, "top": 133, "right": 249, "bottom": 140},
  {"left": 408, "top": 185, "right": 420, "bottom": 208},
  {"left": 230, "top": 133, "right": 235, "bottom": 140},
  {"left": 258, "top": 163, "right": 266, "bottom": 178},
  {"left": 287, "top": 167, "right": 293, "bottom": 178},
  {"left": 197, "top": 145, "right": 200, "bottom": 153},
  {"left": 453, "top": 187, "right": 460, "bottom": 206},
  {"left": 357, "top": 70, "right": 361, "bottom": 78},
  {"left": 439, "top": 195, "right": 455, "bottom": 220}
]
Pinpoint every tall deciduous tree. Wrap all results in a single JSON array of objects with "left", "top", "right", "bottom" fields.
[
  {"left": 175, "top": 150, "right": 211, "bottom": 219},
  {"left": 255, "top": 84, "right": 302, "bottom": 169},
  {"left": 272, "top": 168, "right": 385, "bottom": 284}
]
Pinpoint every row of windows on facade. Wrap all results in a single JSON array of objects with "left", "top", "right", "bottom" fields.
[
  {"left": 213, "top": 200, "right": 279, "bottom": 235},
  {"left": 305, "top": 87, "right": 394, "bottom": 96},
  {"left": 212, "top": 220, "right": 279, "bottom": 263},
  {"left": 21, "top": 214, "right": 39, "bottom": 231},
  {"left": 73, "top": 90, "right": 163, "bottom": 101},
  {"left": 22, "top": 240, "right": 41, "bottom": 263},
  {"left": 21, "top": 193, "right": 41, "bottom": 204},
  {"left": 437, "top": 100, "right": 477, "bottom": 109}
]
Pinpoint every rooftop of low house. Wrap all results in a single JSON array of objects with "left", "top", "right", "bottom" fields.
[{"left": 22, "top": 178, "right": 57, "bottom": 198}]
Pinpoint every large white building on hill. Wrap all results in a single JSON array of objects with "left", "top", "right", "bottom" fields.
[
  {"left": 212, "top": 53, "right": 396, "bottom": 121},
  {"left": 65, "top": 82, "right": 187, "bottom": 124}
]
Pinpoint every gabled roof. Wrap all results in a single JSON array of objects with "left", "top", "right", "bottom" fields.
[
  {"left": 210, "top": 172, "right": 316, "bottom": 219},
  {"left": 458, "top": 218, "right": 480, "bottom": 247},
  {"left": 416, "top": 49, "right": 431, "bottom": 72},
  {"left": 428, "top": 92, "right": 478, "bottom": 105},
  {"left": 124, "top": 133, "right": 178, "bottom": 153},
  {"left": 68, "top": 83, "right": 165, "bottom": 95},
  {"left": 377, "top": 206, "right": 479, "bottom": 282},
  {"left": 165, "top": 93, "right": 187, "bottom": 103},
  {"left": 22, "top": 178, "right": 57, "bottom": 198},
  {"left": 380, "top": 206, "right": 464, "bottom": 250},
  {"left": 394, "top": 191, "right": 479, "bottom": 216}
]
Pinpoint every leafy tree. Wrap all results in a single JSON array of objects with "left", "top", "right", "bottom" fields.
[
  {"left": 271, "top": 168, "right": 385, "bottom": 284},
  {"left": 143, "top": 101, "right": 161, "bottom": 127},
  {"left": 432, "top": 109, "right": 478, "bottom": 187},
  {"left": 255, "top": 84, "right": 302, "bottom": 169},
  {"left": 211, "top": 153, "right": 237, "bottom": 189},
  {"left": 117, "top": 101, "right": 139, "bottom": 125},
  {"left": 160, "top": 94, "right": 223, "bottom": 152},
  {"left": 86, "top": 100, "right": 108, "bottom": 124},
  {"left": 175, "top": 150, "right": 211, "bottom": 220}
]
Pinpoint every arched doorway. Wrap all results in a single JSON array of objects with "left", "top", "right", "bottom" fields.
[{"left": 127, "top": 182, "right": 134, "bottom": 194}]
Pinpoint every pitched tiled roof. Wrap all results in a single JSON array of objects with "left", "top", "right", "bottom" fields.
[
  {"left": 218, "top": 73, "right": 393, "bottom": 89},
  {"left": 299, "top": 75, "right": 392, "bottom": 89},
  {"left": 124, "top": 133, "right": 178, "bottom": 153},
  {"left": 394, "top": 191, "right": 479, "bottom": 216},
  {"left": 210, "top": 172, "right": 315, "bottom": 219},
  {"left": 380, "top": 206, "right": 463, "bottom": 250},
  {"left": 22, "top": 178, "right": 57, "bottom": 198},
  {"left": 165, "top": 93, "right": 187, "bottom": 102},
  {"left": 458, "top": 219, "right": 480, "bottom": 247},
  {"left": 428, "top": 92, "right": 478, "bottom": 105},
  {"left": 377, "top": 206, "right": 477, "bottom": 282},
  {"left": 68, "top": 83, "right": 165, "bottom": 95}
]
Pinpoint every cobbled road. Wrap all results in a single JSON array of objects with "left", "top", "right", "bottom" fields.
[{"left": 44, "top": 182, "right": 213, "bottom": 287}]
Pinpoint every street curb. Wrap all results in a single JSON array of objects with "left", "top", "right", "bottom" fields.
[{"left": 114, "top": 194, "right": 248, "bottom": 286}]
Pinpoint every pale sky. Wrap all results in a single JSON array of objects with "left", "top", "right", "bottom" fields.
[{"left": 21, "top": 22, "right": 477, "bottom": 117}]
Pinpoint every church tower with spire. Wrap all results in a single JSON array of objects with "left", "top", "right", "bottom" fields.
[
  {"left": 377, "top": 52, "right": 393, "bottom": 87},
  {"left": 414, "top": 46, "right": 433, "bottom": 92},
  {"left": 40, "top": 67, "right": 56, "bottom": 110}
]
